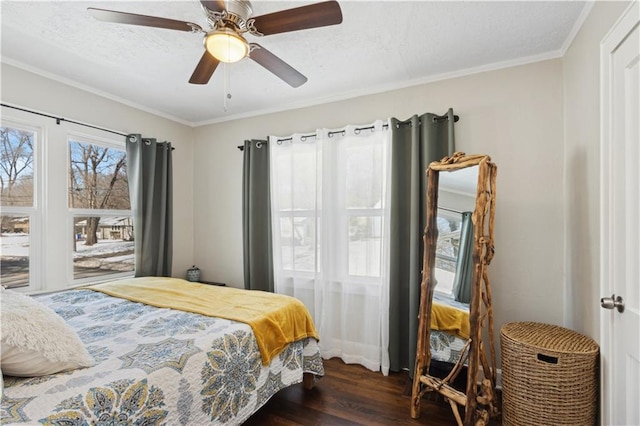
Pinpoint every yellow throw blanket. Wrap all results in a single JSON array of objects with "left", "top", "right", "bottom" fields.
[
  {"left": 430, "top": 302, "right": 470, "bottom": 340},
  {"left": 84, "top": 277, "right": 319, "bottom": 365}
]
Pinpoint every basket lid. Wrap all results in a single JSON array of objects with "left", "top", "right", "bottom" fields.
[{"left": 501, "top": 321, "right": 599, "bottom": 354}]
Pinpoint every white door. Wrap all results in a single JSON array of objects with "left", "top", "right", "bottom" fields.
[{"left": 600, "top": 3, "right": 640, "bottom": 425}]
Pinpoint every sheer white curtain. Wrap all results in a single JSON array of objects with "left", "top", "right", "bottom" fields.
[{"left": 269, "top": 121, "right": 392, "bottom": 375}]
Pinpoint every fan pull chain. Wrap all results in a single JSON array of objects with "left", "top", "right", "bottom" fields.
[{"left": 223, "top": 63, "right": 232, "bottom": 112}]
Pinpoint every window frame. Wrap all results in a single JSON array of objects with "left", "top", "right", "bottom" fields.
[
  {"left": 0, "top": 119, "right": 43, "bottom": 291},
  {"left": 66, "top": 132, "right": 134, "bottom": 285},
  {"left": 275, "top": 208, "right": 318, "bottom": 275},
  {"left": 338, "top": 135, "right": 386, "bottom": 285},
  {"left": 344, "top": 207, "right": 384, "bottom": 282}
]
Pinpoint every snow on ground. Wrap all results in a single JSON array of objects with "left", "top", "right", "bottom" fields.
[
  {"left": 1, "top": 234, "right": 29, "bottom": 256},
  {"left": 74, "top": 239, "right": 134, "bottom": 259},
  {"left": 1, "top": 233, "right": 133, "bottom": 261}
]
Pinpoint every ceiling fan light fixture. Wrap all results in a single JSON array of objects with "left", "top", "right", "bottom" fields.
[{"left": 205, "top": 28, "right": 249, "bottom": 63}]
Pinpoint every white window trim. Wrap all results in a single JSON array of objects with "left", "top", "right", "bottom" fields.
[{"left": 0, "top": 118, "right": 43, "bottom": 291}]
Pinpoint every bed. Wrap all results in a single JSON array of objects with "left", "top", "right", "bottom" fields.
[
  {"left": 1, "top": 277, "right": 324, "bottom": 425},
  {"left": 425, "top": 292, "right": 470, "bottom": 391},
  {"left": 430, "top": 291, "right": 470, "bottom": 365}
]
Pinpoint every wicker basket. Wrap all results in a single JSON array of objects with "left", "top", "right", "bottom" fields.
[{"left": 500, "top": 322, "right": 599, "bottom": 426}]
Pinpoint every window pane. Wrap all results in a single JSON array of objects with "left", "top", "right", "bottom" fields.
[
  {"left": 279, "top": 217, "right": 294, "bottom": 270},
  {"left": 279, "top": 216, "right": 316, "bottom": 272},
  {"left": 348, "top": 216, "right": 381, "bottom": 277},
  {"left": 435, "top": 214, "right": 462, "bottom": 294},
  {"left": 292, "top": 151, "right": 318, "bottom": 210},
  {"left": 0, "top": 215, "right": 30, "bottom": 288},
  {"left": 346, "top": 141, "right": 382, "bottom": 209},
  {"left": 273, "top": 146, "right": 318, "bottom": 211},
  {"left": 68, "top": 140, "right": 129, "bottom": 210},
  {"left": 293, "top": 217, "right": 315, "bottom": 272},
  {"left": 274, "top": 151, "right": 293, "bottom": 209},
  {"left": 436, "top": 215, "right": 461, "bottom": 272},
  {"left": 1, "top": 126, "right": 34, "bottom": 207},
  {"left": 73, "top": 216, "right": 134, "bottom": 280}
]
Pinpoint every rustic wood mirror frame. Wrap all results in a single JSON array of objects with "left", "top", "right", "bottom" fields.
[{"left": 410, "top": 152, "right": 499, "bottom": 426}]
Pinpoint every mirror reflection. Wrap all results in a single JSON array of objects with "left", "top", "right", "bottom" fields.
[
  {"left": 430, "top": 166, "right": 477, "bottom": 364},
  {"left": 434, "top": 165, "right": 478, "bottom": 303}
]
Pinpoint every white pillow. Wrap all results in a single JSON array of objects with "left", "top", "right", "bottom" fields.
[{"left": 0, "top": 288, "right": 94, "bottom": 377}]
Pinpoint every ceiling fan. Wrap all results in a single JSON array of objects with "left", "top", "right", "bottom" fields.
[
  {"left": 87, "top": 0, "right": 342, "bottom": 87},
  {"left": 87, "top": 0, "right": 343, "bottom": 88}
]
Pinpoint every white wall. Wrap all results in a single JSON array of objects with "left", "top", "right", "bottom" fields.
[
  {"left": 1, "top": 63, "right": 195, "bottom": 288},
  {"left": 562, "top": 1, "right": 632, "bottom": 341},
  {"left": 193, "top": 59, "right": 566, "bottom": 342}
]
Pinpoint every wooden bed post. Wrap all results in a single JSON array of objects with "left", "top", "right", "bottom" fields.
[{"left": 303, "top": 372, "right": 316, "bottom": 390}]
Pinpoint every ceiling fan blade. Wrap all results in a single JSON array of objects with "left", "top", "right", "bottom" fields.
[
  {"left": 249, "top": 43, "right": 307, "bottom": 88},
  {"left": 189, "top": 51, "right": 220, "bottom": 84},
  {"left": 251, "top": 0, "right": 342, "bottom": 36},
  {"left": 200, "top": 0, "right": 227, "bottom": 13},
  {"left": 87, "top": 8, "right": 203, "bottom": 32}
]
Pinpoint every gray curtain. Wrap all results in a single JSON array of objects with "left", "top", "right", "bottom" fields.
[
  {"left": 453, "top": 211, "right": 474, "bottom": 304},
  {"left": 242, "top": 139, "right": 274, "bottom": 292},
  {"left": 388, "top": 109, "right": 456, "bottom": 374},
  {"left": 126, "top": 134, "right": 173, "bottom": 277}
]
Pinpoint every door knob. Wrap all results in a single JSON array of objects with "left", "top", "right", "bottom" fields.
[{"left": 600, "top": 294, "right": 625, "bottom": 313}]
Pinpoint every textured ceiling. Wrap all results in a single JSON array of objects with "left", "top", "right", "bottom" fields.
[{"left": 1, "top": 1, "right": 589, "bottom": 125}]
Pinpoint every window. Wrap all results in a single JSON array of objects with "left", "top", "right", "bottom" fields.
[
  {"left": 269, "top": 122, "right": 392, "bottom": 374},
  {"left": 272, "top": 144, "right": 318, "bottom": 273},
  {"left": 68, "top": 138, "right": 133, "bottom": 282},
  {"left": 0, "top": 122, "right": 40, "bottom": 289},
  {"left": 272, "top": 134, "right": 386, "bottom": 279},
  {"left": 435, "top": 210, "right": 464, "bottom": 295},
  {"left": 1, "top": 109, "right": 135, "bottom": 291},
  {"left": 344, "top": 140, "right": 384, "bottom": 278}
]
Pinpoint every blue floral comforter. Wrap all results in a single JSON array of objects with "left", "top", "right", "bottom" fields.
[
  {"left": 1, "top": 289, "right": 324, "bottom": 425},
  {"left": 431, "top": 291, "right": 469, "bottom": 364},
  {"left": 430, "top": 329, "right": 468, "bottom": 364}
]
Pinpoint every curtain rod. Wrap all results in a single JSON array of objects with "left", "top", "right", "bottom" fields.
[
  {"left": 236, "top": 113, "right": 459, "bottom": 151},
  {"left": 438, "top": 206, "right": 471, "bottom": 215},
  {"left": 2, "top": 103, "right": 175, "bottom": 150},
  {"left": 2, "top": 103, "right": 128, "bottom": 137}
]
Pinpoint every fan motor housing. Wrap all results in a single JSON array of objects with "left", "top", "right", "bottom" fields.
[{"left": 212, "top": 0, "right": 253, "bottom": 31}]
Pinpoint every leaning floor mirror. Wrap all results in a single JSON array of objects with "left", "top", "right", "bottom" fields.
[{"left": 410, "top": 152, "right": 499, "bottom": 426}]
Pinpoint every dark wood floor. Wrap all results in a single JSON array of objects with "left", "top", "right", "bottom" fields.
[{"left": 244, "top": 357, "right": 493, "bottom": 425}]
